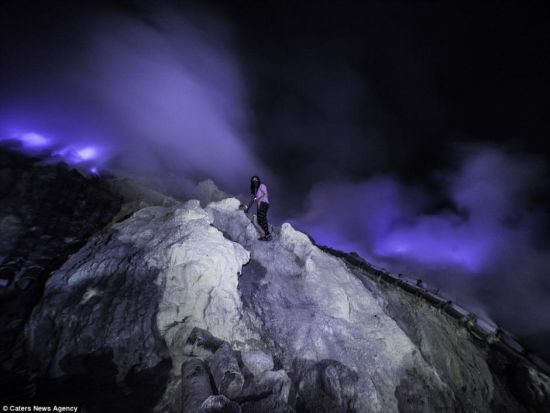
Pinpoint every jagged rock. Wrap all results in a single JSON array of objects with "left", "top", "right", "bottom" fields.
[
  {"left": 241, "top": 349, "right": 274, "bottom": 378},
  {"left": 198, "top": 395, "right": 241, "bottom": 413},
  {"left": 292, "top": 358, "right": 359, "bottom": 413},
  {"left": 208, "top": 342, "right": 245, "bottom": 399},
  {"left": 183, "top": 327, "right": 227, "bottom": 358},
  {"left": 206, "top": 198, "right": 260, "bottom": 246},
  {"left": 181, "top": 358, "right": 214, "bottom": 413}
]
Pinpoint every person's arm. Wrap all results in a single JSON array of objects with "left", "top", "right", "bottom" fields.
[
  {"left": 256, "top": 185, "right": 267, "bottom": 203},
  {"left": 243, "top": 194, "right": 255, "bottom": 212}
]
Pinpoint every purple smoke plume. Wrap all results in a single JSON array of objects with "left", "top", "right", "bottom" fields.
[
  {"left": 295, "top": 145, "right": 550, "bottom": 339},
  {"left": 0, "top": 3, "right": 269, "bottom": 195}
]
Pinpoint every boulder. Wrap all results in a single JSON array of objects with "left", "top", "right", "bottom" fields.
[
  {"left": 293, "top": 359, "right": 359, "bottom": 413},
  {"left": 256, "top": 370, "right": 291, "bottom": 402},
  {"left": 239, "top": 369, "right": 292, "bottom": 403},
  {"left": 181, "top": 358, "right": 214, "bottom": 413},
  {"left": 183, "top": 327, "right": 226, "bottom": 358},
  {"left": 241, "top": 350, "right": 274, "bottom": 378},
  {"left": 208, "top": 342, "right": 244, "bottom": 399}
]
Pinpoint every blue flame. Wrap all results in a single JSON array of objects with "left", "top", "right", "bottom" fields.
[
  {"left": 2, "top": 131, "right": 106, "bottom": 174},
  {"left": 19, "top": 132, "right": 50, "bottom": 147},
  {"left": 53, "top": 144, "right": 101, "bottom": 164},
  {"left": 1, "top": 132, "right": 51, "bottom": 148}
]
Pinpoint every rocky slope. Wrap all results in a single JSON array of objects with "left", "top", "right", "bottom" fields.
[
  {"left": 0, "top": 146, "right": 122, "bottom": 400},
  {"left": 1, "top": 148, "right": 549, "bottom": 412}
]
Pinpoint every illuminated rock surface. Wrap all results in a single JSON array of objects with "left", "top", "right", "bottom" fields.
[{"left": 1, "top": 148, "right": 549, "bottom": 412}]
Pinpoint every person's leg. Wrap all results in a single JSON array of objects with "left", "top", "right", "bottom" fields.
[{"left": 257, "top": 202, "right": 271, "bottom": 238}]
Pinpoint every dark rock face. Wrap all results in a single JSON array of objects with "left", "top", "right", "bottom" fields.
[
  {"left": 32, "top": 348, "right": 171, "bottom": 413},
  {"left": 0, "top": 149, "right": 121, "bottom": 290},
  {"left": 512, "top": 364, "right": 550, "bottom": 412},
  {"left": 0, "top": 147, "right": 121, "bottom": 401}
]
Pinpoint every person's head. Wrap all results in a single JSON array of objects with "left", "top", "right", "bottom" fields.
[{"left": 250, "top": 175, "right": 261, "bottom": 195}]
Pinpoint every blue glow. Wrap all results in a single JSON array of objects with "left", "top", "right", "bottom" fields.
[
  {"left": 52, "top": 144, "right": 102, "bottom": 164},
  {"left": 76, "top": 146, "right": 97, "bottom": 161},
  {"left": 1, "top": 129, "right": 111, "bottom": 170},
  {"left": 0, "top": 132, "right": 51, "bottom": 148},
  {"left": 20, "top": 132, "right": 50, "bottom": 147}
]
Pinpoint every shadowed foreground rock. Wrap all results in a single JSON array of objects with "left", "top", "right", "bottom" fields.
[
  {"left": 0, "top": 146, "right": 122, "bottom": 401},
  {"left": 240, "top": 396, "right": 295, "bottom": 413},
  {"left": 198, "top": 395, "right": 241, "bottom": 413}
]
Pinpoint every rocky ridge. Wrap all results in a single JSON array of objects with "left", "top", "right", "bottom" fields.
[
  {"left": 1, "top": 148, "right": 549, "bottom": 412},
  {"left": 21, "top": 195, "right": 550, "bottom": 412}
]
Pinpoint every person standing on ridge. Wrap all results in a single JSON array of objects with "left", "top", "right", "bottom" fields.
[{"left": 244, "top": 175, "right": 272, "bottom": 241}]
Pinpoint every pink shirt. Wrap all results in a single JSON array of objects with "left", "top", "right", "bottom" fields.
[{"left": 255, "top": 183, "right": 269, "bottom": 204}]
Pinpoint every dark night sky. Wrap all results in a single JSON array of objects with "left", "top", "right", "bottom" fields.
[
  {"left": 228, "top": 1, "right": 549, "bottom": 184},
  {"left": 1, "top": 1, "right": 550, "bottom": 355},
  {"left": 2, "top": 2, "right": 549, "bottom": 173},
  {"left": 2, "top": 2, "right": 549, "bottom": 176}
]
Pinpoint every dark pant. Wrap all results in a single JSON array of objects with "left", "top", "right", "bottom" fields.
[{"left": 257, "top": 202, "right": 270, "bottom": 235}]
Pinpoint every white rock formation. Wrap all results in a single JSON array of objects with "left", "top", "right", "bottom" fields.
[
  {"left": 23, "top": 195, "right": 550, "bottom": 413},
  {"left": 207, "top": 199, "right": 452, "bottom": 412},
  {"left": 25, "top": 200, "right": 259, "bottom": 410}
]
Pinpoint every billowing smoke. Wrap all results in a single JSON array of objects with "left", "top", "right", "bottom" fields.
[
  {"left": 294, "top": 145, "right": 550, "bottom": 347},
  {"left": 2, "top": 1, "right": 548, "bottom": 359},
  {"left": 0, "top": 3, "right": 268, "bottom": 196}
]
